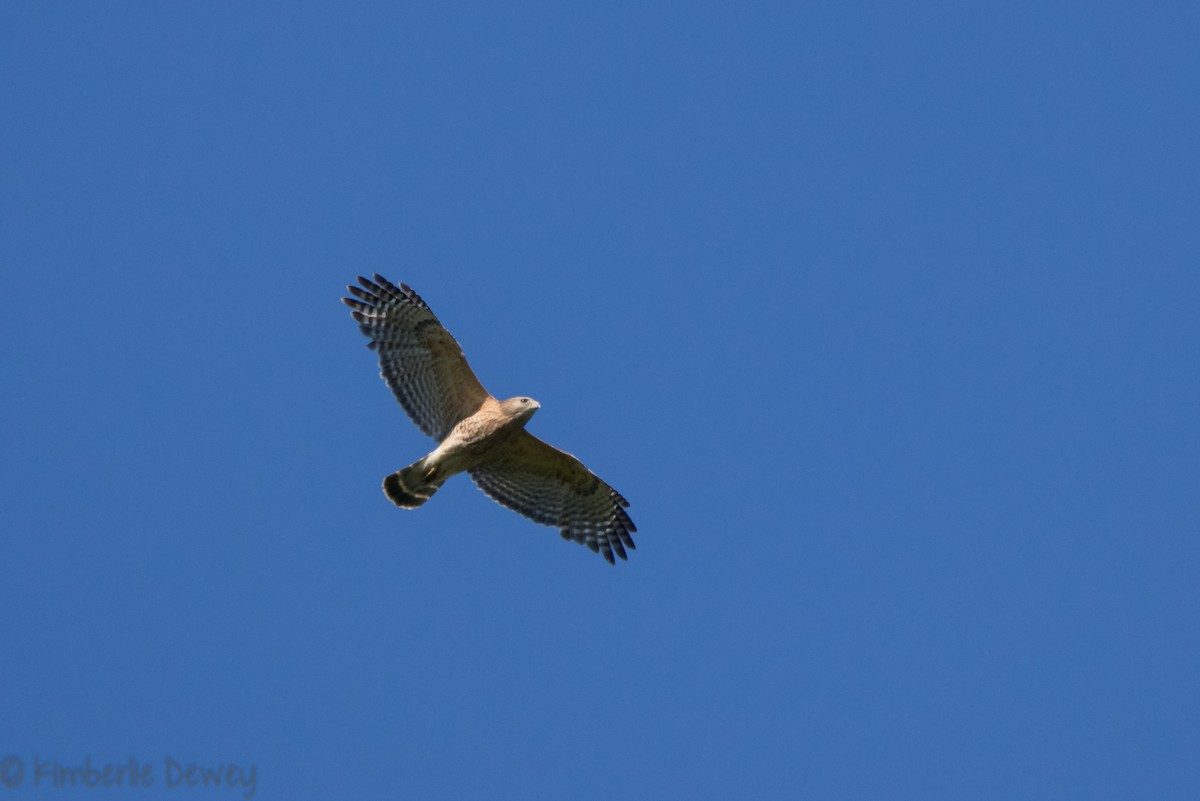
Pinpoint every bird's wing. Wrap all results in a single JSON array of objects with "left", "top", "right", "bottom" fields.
[
  {"left": 469, "top": 430, "right": 637, "bottom": 563},
  {"left": 343, "top": 274, "right": 490, "bottom": 441}
]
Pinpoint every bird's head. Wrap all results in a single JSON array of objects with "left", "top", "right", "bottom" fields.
[{"left": 501, "top": 396, "right": 541, "bottom": 422}]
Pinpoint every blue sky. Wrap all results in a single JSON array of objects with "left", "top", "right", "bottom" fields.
[{"left": 2, "top": 2, "right": 1198, "bottom": 799}]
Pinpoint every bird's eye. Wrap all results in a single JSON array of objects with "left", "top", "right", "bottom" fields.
[{"left": 521, "top": 398, "right": 528, "bottom": 404}]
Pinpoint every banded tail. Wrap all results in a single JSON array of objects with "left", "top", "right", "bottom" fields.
[{"left": 382, "top": 458, "right": 445, "bottom": 509}]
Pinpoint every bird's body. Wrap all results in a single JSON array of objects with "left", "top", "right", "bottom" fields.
[
  {"left": 382, "top": 396, "right": 539, "bottom": 509},
  {"left": 343, "top": 275, "right": 637, "bottom": 563}
]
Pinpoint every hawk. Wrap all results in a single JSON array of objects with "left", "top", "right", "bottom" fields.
[{"left": 342, "top": 274, "right": 637, "bottom": 563}]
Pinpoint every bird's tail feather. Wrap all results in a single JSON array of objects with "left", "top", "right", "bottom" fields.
[{"left": 383, "top": 459, "right": 445, "bottom": 509}]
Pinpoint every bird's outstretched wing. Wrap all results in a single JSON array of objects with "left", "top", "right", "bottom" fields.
[
  {"left": 469, "top": 431, "right": 637, "bottom": 563},
  {"left": 343, "top": 274, "right": 490, "bottom": 441}
]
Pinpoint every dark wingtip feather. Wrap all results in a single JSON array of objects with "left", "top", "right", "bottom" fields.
[
  {"left": 372, "top": 273, "right": 407, "bottom": 298},
  {"left": 358, "top": 275, "right": 384, "bottom": 295}
]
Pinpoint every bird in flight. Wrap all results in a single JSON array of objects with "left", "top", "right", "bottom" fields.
[{"left": 342, "top": 275, "right": 637, "bottom": 563}]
